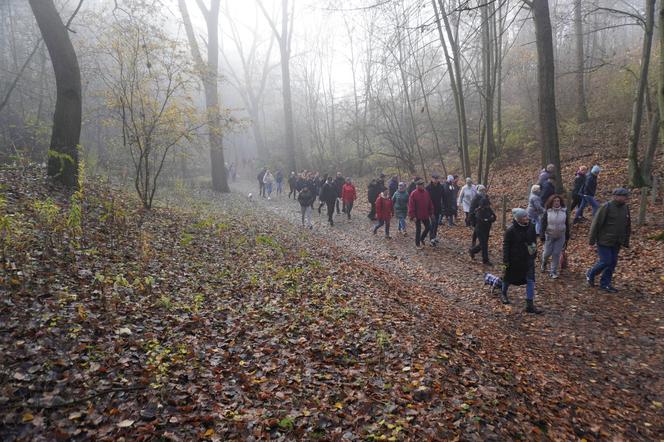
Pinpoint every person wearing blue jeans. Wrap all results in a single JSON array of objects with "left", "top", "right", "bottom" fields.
[
  {"left": 502, "top": 208, "right": 541, "bottom": 314},
  {"left": 575, "top": 165, "right": 601, "bottom": 222},
  {"left": 586, "top": 188, "right": 631, "bottom": 292}
]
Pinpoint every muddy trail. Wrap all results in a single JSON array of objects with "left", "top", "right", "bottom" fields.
[{"left": 233, "top": 181, "right": 664, "bottom": 439}]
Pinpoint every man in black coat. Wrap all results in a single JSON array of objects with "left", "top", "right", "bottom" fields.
[
  {"left": 425, "top": 173, "right": 444, "bottom": 245},
  {"left": 319, "top": 177, "right": 338, "bottom": 226},
  {"left": 334, "top": 172, "right": 345, "bottom": 214},
  {"left": 501, "top": 208, "right": 541, "bottom": 314},
  {"left": 469, "top": 198, "right": 496, "bottom": 265},
  {"left": 367, "top": 174, "right": 387, "bottom": 220}
]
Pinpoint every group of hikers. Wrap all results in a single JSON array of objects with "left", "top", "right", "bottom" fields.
[{"left": 255, "top": 162, "right": 632, "bottom": 314}]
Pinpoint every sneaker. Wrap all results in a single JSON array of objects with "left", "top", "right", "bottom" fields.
[
  {"left": 585, "top": 272, "right": 595, "bottom": 287},
  {"left": 550, "top": 273, "right": 559, "bottom": 279},
  {"left": 600, "top": 286, "right": 618, "bottom": 293},
  {"left": 429, "top": 239, "right": 437, "bottom": 247}
]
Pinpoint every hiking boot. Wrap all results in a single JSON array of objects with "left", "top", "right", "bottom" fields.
[
  {"left": 600, "top": 286, "right": 618, "bottom": 293},
  {"left": 526, "top": 299, "right": 542, "bottom": 314},
  {"left": 585, "top": 272, "right": 595, "bottom": 287},
  {"left": 550, "top": 273, "right": 559, "bottom": 279}
]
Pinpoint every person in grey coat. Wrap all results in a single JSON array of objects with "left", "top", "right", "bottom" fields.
[{"left": 540, "top": 194, "right": 570, "bottom": 279}]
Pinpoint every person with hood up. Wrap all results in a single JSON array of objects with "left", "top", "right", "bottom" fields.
[
  {"left": 392, "top": 182, "right": 410, "bottom": 235},
  {"left": 408, "top": 179, "right": 434, "bottom": 248},
  {"left": 297, "top": 185, "right": 315, "bottom": 229},
  {"left": 527, "top": 184, "right": 544, "bottom": 235},
  {"left": 502, "top": 208, "right": 541, "bottom": 313},
  {"left": 263, "top": 169, "right": 275, "bottom": 200},
  {"left": 387, "top": 175, "right": 399, "bottom": 198},
  {"left": 457, "top": 177, "right": 477, "bottom": 227},
  {"left": 540, "top": 194, "right": 570, "bottom": 279},
  {"left": 575, "top": 165, "right": 601, "bottom": 223},
  {"left": 319, "top": 176, "right": 338, "bottom": 226},
  {"left": 373, "top": 189, "right": 394, "bottom": 238},
  {"left": 469, "top": 196, "right": 496, "bottom": 265},
  {"left": 586, "top": 188, "right": 631, "bottom": 292},
  {"left": 341, "top": 177, "right": 357, "bottom": 220},
  {"left": 288, "top": 171, "right": 298, "bottom": 199},
  {"left": 441, "top": 175, "right": 459, "bottom": 226},
  {"left": 426, "top": 173, "right": 444, "bottom": 245},
  {"left": 569, "top": 165, "right": 587, "bottom": 213}
]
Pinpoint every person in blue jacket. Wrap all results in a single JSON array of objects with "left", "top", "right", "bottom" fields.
[{"left": 574, "top": 165, "right": 601, "bottom": 223}]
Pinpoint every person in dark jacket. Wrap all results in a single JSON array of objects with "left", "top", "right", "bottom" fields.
[
  {"left": 468, "top": 185, "right": 488, "bottom": 248},
  {"left": 298, "top": 186, "right": 315, "bottom": 229},
  {"left": 574, "top": 165, "right": 601, "bottom": 222},
  {"left": 288, "top": 172, "right": 298, "bottom": 199},
  {"left": 408, "top": 179, "right": 434, "bottom": 248},
  {"left": 257, "top": 167, "right": 267, "bottom": 198},
  {"left": 392, "top": 182, "right": 409, "bottom": 235},
  {"left": 569, "top": 165, "right": 587, "bottom": 213},
  {"left": 367, "top": 174, "right": 387, "bottom": 220},
  {"left": 469, "top": 197, "right": 496, "bottom": 265},
  {"left": 333, "top": 172, "right": 345, "bottom": 214},
  {"left": 319, "top": 177, "right": 338, "bottom": 226},
  {"left": 586, "top": 188, "right": 631, "bottom": 292},
  {"left": 538, "top": 164, "right": 555, "bottom": 186},
  {"left": 539, "top": 175, "right": 555, "bottom": 208},
  {"left": 426, "top": 174, "right": 444, "bottom": 245},
  {"left": 501, "top": 208, "right": 541, "bottom": 313},
  {"left": 441, "top": 175, "right": 459, "bottom": 226},
  {"left": 407, "top": 176, "right": 419, "bottom": 195}
]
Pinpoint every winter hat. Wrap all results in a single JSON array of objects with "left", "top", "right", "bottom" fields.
[
  {"left": 512, "top": 208, "right": 528, "bottom": 219},
  {"left": 398, "top": 182, "right": 406, "bottom": 189},
  {"left": 431, "top": 172, "right": 440, "bottom": 179},
  {"left": 447, "top": 175, "right": 454, "bottom": 182},
  {"left": 591, "top": 165, "right": 601, "bottom": 174},
  {"left": 466, "top": 177, "right": 472, "bottom": 185},
  {"left": 416, "top": 178, "right": 425, "bottom": 185},
  {"left": 612, "top": 187, "right": 629, "bottom": 196},
  {"left": 531, "top": 184, "right": 541, "bottom": 194}
]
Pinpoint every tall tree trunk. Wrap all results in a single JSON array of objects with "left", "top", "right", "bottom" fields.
[
  {"left": 28, "top": 0, "right": 81, "bottom": 188},
  {"left": 481, "top": 2, "right": 496, "bottom": 175},
  {"left": 627, "top": 0, "right": 655, "bottom": 188},
  {"left": 179, "top": 0, "right": 229, "bottom": 192},
  {"left": 643, "top": 105, "right": 660, "bottom": 184},
  {"left": 574, "top": 0, "right": 588, "bottom": 123},
  {"left": 531, "top": 0, "right": 563, "bottom": 192}
]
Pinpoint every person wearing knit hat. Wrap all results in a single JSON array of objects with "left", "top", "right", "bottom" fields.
[
  {"left": 586, "top": 187, "right": 631, "bottom": 292},
  {"left": 392, "top": 182, "right": 410, "bottom": 235},
  {"left": 457, "top": 177, "right": 477, "bottom": 227},
  {"left": 501, "top": 208, "right": 542, "bottom": 313},
  {"left": 574, "top": 165, "right": 601, "bottom": 223}
]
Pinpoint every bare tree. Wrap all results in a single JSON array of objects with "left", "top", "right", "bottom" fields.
[
  {"left": 574, "top": 0, "right": 588, "bottom": 123},
  {"left": 28, "top": 0, "right": 82, "bottom": 187},
  {"left": 179, "top": 0, "right": 229, "bottom": 193},
  {"left": 257, "top": 0, "right": 297, "bottom": 172}
]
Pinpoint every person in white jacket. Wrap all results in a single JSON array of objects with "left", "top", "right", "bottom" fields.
[
  {"left": 263, "top": 169, "right": 275, "bottom": 200},
  {"left": 457, "top": 177, "right": 477, "bottom": 227}
]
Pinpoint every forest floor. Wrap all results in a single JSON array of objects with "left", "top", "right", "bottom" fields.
[{"left": 1, "top": 165, "right": 663, "bottom": 441}]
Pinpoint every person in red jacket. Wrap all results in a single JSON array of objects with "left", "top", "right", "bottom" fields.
[
  {"left": 341, "top": 177, "right": 357, "bottom": 221},
  {"left": 373, "top": 189, "right": 394, "bottom": 238},
  {"left": 408, "top": 179, "right": 434, "bottom": 248}
]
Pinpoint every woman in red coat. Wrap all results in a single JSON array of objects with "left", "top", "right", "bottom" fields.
[
  {"left": 341, "top": 178, "right": 357, "bottom": 220},
  {"left": 373, "top": 189, "right": 394, "bottom": 238},
  {"left": 408, "top": 179, "right": 434, "bottom": 248}
]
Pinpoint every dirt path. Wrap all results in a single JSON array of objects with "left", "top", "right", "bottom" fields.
[{"left": 233, "top": 181, "right": 664, "bottom": 439}]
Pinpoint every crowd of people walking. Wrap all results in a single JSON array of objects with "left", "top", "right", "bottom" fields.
[{"left": 254, "top": 162, "right": 631, "bottom": 314}]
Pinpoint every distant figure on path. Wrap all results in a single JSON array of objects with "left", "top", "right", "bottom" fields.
[
  {"left": 341, "top": 178, "right": 357, "bottom": 220},
  {"left": 388, "top": 175, "right": 399, "bottom": 198},
  {"left": 392, "top": 182, "right": 409, "bottom": 236},
  {"left": 257, "top": 167, "right": 267, "bottom": 198},
  {"left": 469, "top": 197, "right": 496, "bottom": 266},
  {"left": 334, "top": 172, "right": 345, "bottom": 214},
  {"left": 373, "top": 189, "right": 394, "bottom": 238},
  {"left": 319, "top": 176, "right": 338, "bottom": 227},
  {"left": 540, "top": 194, "right": 569, "bottom": 279},
  {"left": 502, "top": 208, "right": 541, "bottom": 314},
  {"left": 574, "top": 164, "right": 601, "bottom": 222},
  {"left": 527, "top": 184, "right": 544, "bottom": 235},
  {"left": 441, "top": 175, "right": 459, "bottom": 226},
  {"left": 275, "top": 170, "right": 284, "bottom": 196},
  {"left": 288, "top": 172, "right": 298, "bottom": 199},
  {"left": 263, "top": 169, "right": 274, "bottom": 200},
  {"left": 367, "top": 174, "right": 386, "bottom": 220},
  {"left": 408, "top": 178, "right": 434, "bottom": 249},
  {"left": 538, "top": 163, "right": 556, "bottom": 186},
  {"left": 425, "top": 173, "right": 444, "bottom": 246},
  {"left": 297, "top": 185, "right": 315, "bottom": 229},
  {"left": 458, "top": 177, "right": 477, "bottom": 227},
  {"left": 586, "top": 188, "right": 631, "bottom": 293},
  {"left": 569, "top": 165, "right": 587, "bottom": 213}
]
